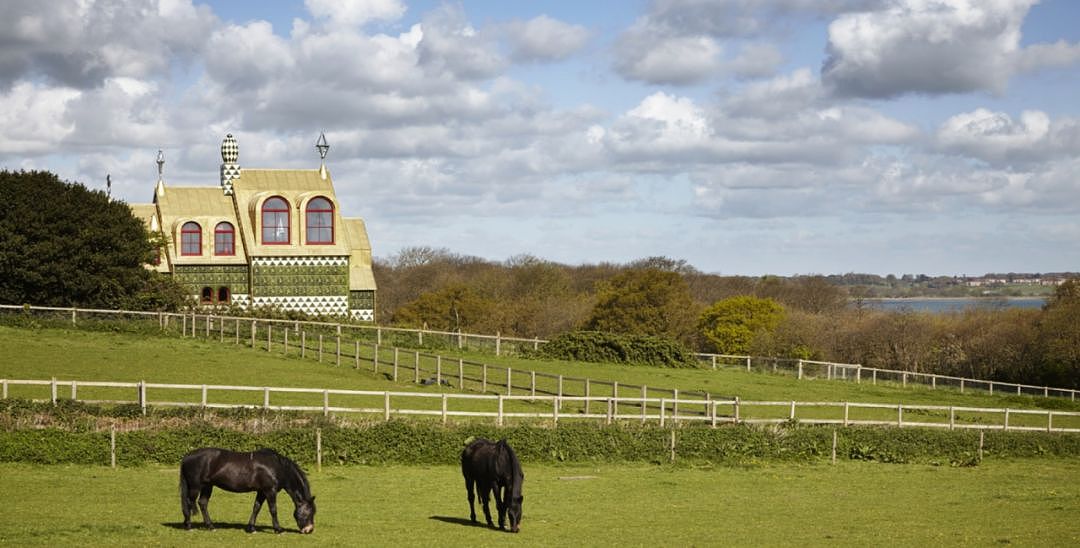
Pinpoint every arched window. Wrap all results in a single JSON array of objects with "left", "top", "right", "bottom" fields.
[
  {"left": 306, "top": 197, "right": 334, "bottom": 244},
  {"left": 217, "top": 286, "right": 231, "bottom": 304},
  {"left": 214, "top": 222, "right": 235, "bottom": 256},
  {"left": 200, "top": 287, "right": 214, "bottom": 304},
  {"left": 261, "top": 197, "right": 290, "bottom": 244},
  {"left": 181, "top": 222, "right": 202, "bottom": 256}
]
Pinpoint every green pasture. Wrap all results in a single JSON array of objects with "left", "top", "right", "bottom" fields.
[
  {"left": 2, "top": 324, "right": 1079, "bottom": 431},
  {"left": 1, "top": 459, "right": 1077, "bottom": 546}
]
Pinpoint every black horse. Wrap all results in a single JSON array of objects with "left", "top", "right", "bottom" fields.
[
  {"left": 461, "top": 438, "right": 524, "bottom": 533},
  {"left": 179, "top": 447, "right": 316, "bottom": 534}
]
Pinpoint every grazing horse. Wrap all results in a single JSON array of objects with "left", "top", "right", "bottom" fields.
[
  {"left": 461, "top": 438, "right": 524, "bottom": 533},
  {"left": 179, "top": 447, "right": 316, "bottom": 534}
]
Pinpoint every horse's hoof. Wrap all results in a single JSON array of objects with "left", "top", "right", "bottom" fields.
[
  {"left": 245, "top": 526, "right": 255, "bottom": 534},
  {"left": 274, "top": 529, "right": 284, "bottom": 535}
]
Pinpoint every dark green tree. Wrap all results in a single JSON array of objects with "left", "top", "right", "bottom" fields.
[
  {"left": 0, "top": 170, "right": 158, "bottom": 308},
  {"left": 698, "top": 296, "right": 786, "bottom": 355},
  {"left": 393, "top": 283, "right": 499, "bottom": 332},
  {"left": 584, "top": 268, "right": 698, "bottom": 344}
]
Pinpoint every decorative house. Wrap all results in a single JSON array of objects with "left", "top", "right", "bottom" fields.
[{"left": 129, "top": 134, "right": 377, "bottom": 320}]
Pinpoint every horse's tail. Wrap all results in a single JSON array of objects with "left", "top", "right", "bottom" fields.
[{"left": 178, "top": 467, "right": 188, "bottom": 514}]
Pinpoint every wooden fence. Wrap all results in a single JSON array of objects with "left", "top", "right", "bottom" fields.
[
  {"left": 3, "top": 378, "right": 1079, "bottom": 433},
  {"left": 2, "top": 304, "right": 1078, "bottom": 401}
]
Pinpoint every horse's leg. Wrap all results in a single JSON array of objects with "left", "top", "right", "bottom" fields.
[
  {"left": 493, "top": 483, "right": 507, "bottom": 530},
  {"left": 478, "top": 483, "right": 495, "bottom": 527},
  {"left": 465, "top": 477, "right": 477, "bottom": 523},
  {"left": 197, "top": 485, "right": 214, "bottom": 530},
  {"left": 181, "top": 485, "right": 196, "bottom": 530},
  {"left": 265, "top": 490, "right": 283, "bottom": 534},
  {"left": 245, "top": 492, "right": 266, "bottom": 533}
]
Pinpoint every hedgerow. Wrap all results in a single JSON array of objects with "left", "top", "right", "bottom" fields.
[{"left": 2, "top": 401, "right": 1078, "bottom": 467}]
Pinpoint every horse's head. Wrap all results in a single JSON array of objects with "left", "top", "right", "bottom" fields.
[
  {"left": 507, "top": 494, "right": 523, "bottom": 533},
  {"left": 294, "top": 496, "right": 316, "bottom": 534}
]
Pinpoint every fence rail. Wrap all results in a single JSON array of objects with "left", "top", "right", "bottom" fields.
[
  {"left": 2, "top": 304, "right": 1077, "bottom": 401},
  {"left": 3, "top": 378, "right": 1079, "bottom": 433}
]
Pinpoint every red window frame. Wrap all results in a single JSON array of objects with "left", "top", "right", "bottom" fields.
[
  {"left": 261, "top": 197, "right": 290, "bottom": 245},
  {"left": 305, "top": 197, "right": 334, "bottom": 244},
  {"left": 181, "top": 222, "right": 202, "bottom": 256},
  {"left": 214, "top": 222, "right": 235, "bottom": 256}
]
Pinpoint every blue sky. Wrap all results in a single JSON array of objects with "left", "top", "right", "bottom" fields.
[{"left": 2, "top": 0, "right": 1079, "bottom": 276}]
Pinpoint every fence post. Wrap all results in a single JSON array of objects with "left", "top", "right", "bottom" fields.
[
  {"left": 552, "top": 397, "right": 559, "bottom": 426},
  {"left": 606, "top": 398, "right": 613, "bottom": 425},
  {"left": 419, "top": 324, "right": 424, "bottom": 346},
  {"left": 482, "top": 364, "right": 488, "bottom": 393},
  {"left": 897, "top": 404, "right": 902, "bottom": 427},
  {"left": 506, "top": 367, "right": 512, "bottom": 396},
  {"left": 641, "top": 385, "right": 647, "bottom": 423},
  {"left": 323, "top": 390, "right": 329, "bottom": 416},
  {"left": 558, "top": 375, "right": 564, "bottom": 399},
  {"left": 960, "top": 378, "right": 964, "bottom": 393},
  {"left": 370, "top": 343, "right": 378, "bottom": 372},
  {"left": 263, "top": 387, "right": 270, "bottom": 410},
  {"left": 207, "top": 315, "right": 211, "bottom": 339},
  {"left": 496, "top": 331, "right": 502, "bottom": 357},
  {"left": 734, "top": 397, "right": 740, "bottom": 424},
  {"left": 110, "top": 426, "right": 116, "bottom": 468},
  {"left": 797, "top": 360, "right": 803, "bottom": 380},
  {"left": 659, "top": 398, "right": 666, "bottom": 427},
  {"left": 384, "top": 393, "right": 391, "bottom": 421},
  {"left": 497, "top": 394, "right": 504, "bottom": 426},
  {"left": 72, "top": 307, "right": 77, "bottom": 325},
  {"left": 710, "top": 400, "right": 717, "bottom": 428},
  {"left": 458, "top": 330, "right": 463, "bottom": 350},
  {"left": 414, "top": 351, "right": 420, "bottom": 383},
  {"left": 316, "top": 428, "right": 322, "bottom": 473},
  {"left": 978, "top": 431, "right": 984, "bottom": 462},
  {"left": 789, "top": 401, "right": 796, "bottom": 420},
  {"left": 377, "top": 327, "right": 382, "bottom": 346},
  {"left": 139, "top": 380, "right": 146, "bottom": 415},
  {"left": 318, "top": 335, "right": 324, "bottom": 363},
  {"left": 335, "top": 336, "right": 341, "bottom": 366},
  {"left": 201, "top": 385, "right": 207, "bottom": 407},
  {"left": 182, "top": 314, "right": 187, "bottom": 337},
  {"left": 357, "top": 341, "right": 362, "bottom": 370},
  {"left": 219, "top": 317, "right": 224, "bottom": 343},
  {"left": 235, "top": 319, "right": 240, "bottom": 345},
  {"left": 613, "top": 381, "right": 619, "bottom": 400},
  {"left": 530, "top": 371, "right": 536, "bottom": 397},
  {"left": 301, "top": 331, "right": 307, "bottom": 358},
  {"left": 1004, "top": 408, "right": 1010, "bottom": 431},
  {"left": 442, "top": 394, "right": 448, "bottom": 425},
  {"left": 949, "top": 406, "right": 955, "bottom": 430},
  {"left": 458, "top": 359, "right": 464, "bottom": 391},
  {"left": 70, "top": 380, "right": 77, "bottom": 401},
  {"left": 436, "top": 356, "right": 442, "bottom": 386},
  {"left": 711, "top": 355, "right": 716, "bottom": 370},
  {"left": 831, "top": 430, "right": 837, "bottom": 465},
  {"left": 584, "top": 379, "right": 591, "bottom": 414},
  {"left": 267, "top": 323, "right": 272, "bottom": 352},
  {"left": 843, "top": 402, "right": 849, "bottom": 427},
  {"left": 746, "top": 356, "right": 751, "bottom": 372},
  {"left": 672, "top": 389, "right": 679, "bottom": 424},
  {"left": 1048, "top": 411, "right": 1053, "bottom": 432},
  {"left": 393, "top": 348, "right": 399, "bottom": 381},
  {"left": 251, "top": 320, "right": 257, "bottom": 348}
]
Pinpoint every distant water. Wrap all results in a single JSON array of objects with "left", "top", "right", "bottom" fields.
[{"left": 855, "top": 297, "right": 1046, "bottom": 313}]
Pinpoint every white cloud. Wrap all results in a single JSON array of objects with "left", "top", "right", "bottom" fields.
[
  {"left": 0, "top": 0, "right": 216, "bottom": 89},
  {"left": 614, "top": 33, "right": 722, "bottom": 85},
  {"left": 937, "top": 108, "right": 1080, "bottom": 166},
  {"left": 727, "top": 43, "right": 784, "bottom": 79},
  {"left": 0, "top": 82, "right": 78, "bottom": 154},
  {"left": 506, "top": 15, "right": 590, "bottom": 62},
  {"left": 304, "top": 0, "right": 406, "bottom": 27}
]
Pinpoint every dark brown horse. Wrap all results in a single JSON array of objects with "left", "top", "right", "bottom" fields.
[
  {"left": 179, "top": 447, "right": 316, "bottom": 534},
  {"left": 461, "top": 438, "right": 524, "bottom": 533}
]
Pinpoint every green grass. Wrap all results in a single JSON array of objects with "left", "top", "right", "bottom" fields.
[
  {"left": 3, "top": 323, "right": 1078, "bottom": 425},
  {"left": 1, "top": 459, "right": 1077, "bottom": 546}
]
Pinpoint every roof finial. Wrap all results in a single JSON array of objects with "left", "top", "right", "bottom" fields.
[
  {"left": 220, "top": 133, "right": 240, "bottom": 195},
  {"left": 316, "top": 132, "right": 329, "bottom": 179},
  {"left": 156, "top": 150, "right": 165, "bottom": 183},
  {"left": 106, "top": 173, "right": 112, "bottom": 200}
]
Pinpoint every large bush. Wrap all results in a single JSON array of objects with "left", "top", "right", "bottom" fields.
[{"left": 530, "top": 330, "right": 697, "bottom": 368}]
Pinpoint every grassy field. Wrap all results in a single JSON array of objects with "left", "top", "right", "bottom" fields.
[
  {"left": 1, "top": 324, "right": 1078, "bottom": 431},
  {"left": 1, "top": 459, "right": 1077, "bottom": 546}
]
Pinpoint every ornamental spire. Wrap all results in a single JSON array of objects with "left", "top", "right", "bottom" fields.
[
  {"left": 220, "top": 133, "right": 240, "bottom": 195},
  {"left": 316, "top": 132, "right": 329, "bottom": 179}
]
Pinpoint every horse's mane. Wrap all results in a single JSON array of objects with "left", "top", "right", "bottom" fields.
[
  {"left": 257, "top": 448, "right": 312, "bottom": 499},
  {"left": 497, "top": 439, "right": 523, "bottom": 483}
]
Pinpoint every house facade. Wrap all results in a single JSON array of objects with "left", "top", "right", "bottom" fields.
[{"left": 129, "top": 134, "right": 377, "bottom": 320}]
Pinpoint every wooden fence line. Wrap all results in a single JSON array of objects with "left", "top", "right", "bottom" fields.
[
  {"left": 3, "top": 378, "right": 1079, "bottom": 434},
  {"left": 1, "top": 304, "right": 1077, "bottom": 401}
]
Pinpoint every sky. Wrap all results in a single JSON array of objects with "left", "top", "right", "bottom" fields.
[{"left": 2, "top": 0, "right": 1079, "bottom": 277}]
